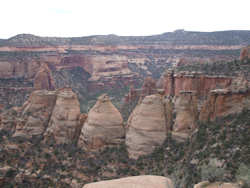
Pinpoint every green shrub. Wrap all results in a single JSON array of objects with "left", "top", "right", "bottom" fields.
[{"left": 236, "top": 163, "right": 250, "bottom": 186}]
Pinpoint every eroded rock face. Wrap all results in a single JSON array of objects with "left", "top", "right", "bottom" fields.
[
  {"left": 240, "top": 46, "right": 250, "bottom": 61},
  {"left": 78, "top": 94, "right": 124, "bottom": 149},
  {"left": 82, "top": 175, "right": 174, "bottom": 188},
  {"left": 34, "top": 63, "right": 55, "bottom": 90},
  {"left": 13, "top": 90, "right": 57, "bottom": 138},
  {"left": 199, "top": 89, "right": 250, "bottom": 122},
  {"left": 194, "top": 181, "right": 241, "bottom": 188},
  {"left": 126, "top": 94, "right": 166, "bottom": 159},
  {"left": 44, "top": 88, "right": 80, "bottom": 144},
  {"left": 173, "top": 91, "right": 198, "bottom": 141},
  {"left": 163, "top": 71, "right": 232, "bottom": 97}
]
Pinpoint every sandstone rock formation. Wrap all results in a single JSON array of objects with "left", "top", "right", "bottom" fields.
[
  {"left": 194, "top": 181, "right": 241, "bottom": 188},
  {"left": 163, "top": 71, "right": 232, "bottom": 97},
  {"left": 44, "top": 88, "right": 80, "bottom": 144},
  {"left": 33, "top": 63, "right": 55, "bottom": 90},
  {"left": 173, "top": 91, "right": 198, "bottom": 141},
  {"left": 13, "top": 90, "right": 57, "bottom": 138},
  {"left": 82, "top": 175, "right": 174, "bottom": 188},
  {"left": 78, "top": 94, "right": 124, "bottom": 149},
  {"left": 126, "top": 94, "right": 166, "bottom": 159},
  {"left": 240, "top": 46, "right": 250, "bottom": 61},
  {"left": 199, "top": 89, "right": 250, "bottom": 122}
]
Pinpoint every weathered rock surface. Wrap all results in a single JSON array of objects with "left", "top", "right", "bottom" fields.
[
  {"left": 82, "top": 175, "right": 174, "bottom": 188},
  {"left": 78, "top": 94, "right": 124, "bottom": 149},
  {"left": 163, "top": 70, "right": 232, "bottom": 97},
  {"left": 44, "top": 88, "right": 80, "bottom": 144},
  {"left": 240, "top": 46, "right": 250, "bottom": 61},
  {"left": 33, "top": 63, "right": 55, "bottom": 90},
  {"left": 13, "top": 90, "right": 57, "bottom": 138},
  {"left": 126, "top": 94, "right": 166, "bottom": 159},
  {"left": 173, "top": 91, "right": 198, "bottom": 141},
  {"left": 199, "top": 89, "right": 250, "bottom": 122},
  {"left": 194, "top": 181, "right": 241, "bottom": 188}
]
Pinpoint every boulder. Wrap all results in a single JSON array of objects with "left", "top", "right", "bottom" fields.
[
  {"left": 194, "top": 181, "right": 241, "bottom": 188},
  {"left": 126, "top": 94, "right": 166, "bottom": 159},
  {"left": 78, "top": 94, "right": 124, "bottom": 149},
  {"left": 82, "top": 175, "right": 174, "bottom": 188}
]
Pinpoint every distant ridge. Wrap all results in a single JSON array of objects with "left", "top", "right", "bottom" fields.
[{"left": 1, "top": 30, "right": 250, "bottom": 47}]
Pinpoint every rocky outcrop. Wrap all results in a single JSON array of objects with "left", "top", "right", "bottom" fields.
[
  {"left": 82, "top": 175, "right": 174, "bottom": 188},
  {"left": 199, "top": 89, "right": 250, "bottom": 122},
  {"left": 240, "top": 46, "right": 250, "bottom": 61},
  {"left": 126, "top": 94, "right": 166, "bottom": 159},
  {"left": 194, "top": 181, "right": 241, "bottom": 188},
  {"left": 13, "top": 90, "right": 57, "bottom": 138},
  {"left": 34, "top": 63, "right": 55, "bottom": 90},
  {"left": 173, "top": 91, "right": 198, "bottom": 141},
  {"left": 163, "top": 71, "right": 232, "bottom": 97},
  {"left": 78, "top": 94, "right": 124, "bottom": 149},
  {"left": 44, "top": 88, "right": 80, "bottom": 144}
]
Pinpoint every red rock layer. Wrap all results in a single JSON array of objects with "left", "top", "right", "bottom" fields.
[{"left": 164, "top": 71, "right": 232, "bottom": 97}]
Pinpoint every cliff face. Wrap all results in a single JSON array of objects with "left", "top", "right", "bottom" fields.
[
  {"left": 173, "top": 91, "right": 198, "bottom": 141},
  {"left": 33, "top": 64, "right": 55, "bottom": 90},
  {"left": 199, "top": 89, "right": 250, "bottom": 122},
  {"left": 0, "top": 31, "right": 247, "bottom": 111},
  {"left": 163, "top": 70, "right": 232, "bottom": 97}
]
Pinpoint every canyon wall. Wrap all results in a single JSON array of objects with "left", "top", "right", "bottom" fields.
[{"left": 163, "top": 70, "right": 232, "bottom": 97}]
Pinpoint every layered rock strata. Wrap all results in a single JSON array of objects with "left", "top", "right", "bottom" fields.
[
  {"left": 13, "top": 90, "right": 57, "bottom": 138},
  {"left": 44, "top": 88, "right": 80, "bottom": 144},
  {"left": 172, "top": 91, "right": 198, "bottom": 141},
  {"left": 126, "top": 94, "right": 167, "bottom": 159},
  {"left": 163, "top": 70, "right": 232, "bottom": 97},
  {"left": 78, "top": 94, "right": 124, "bottom": 149},
  {"left": 33, "top": 63, "right": 55, "bottom": 90},
  {"left": 199, "top": 89, "right": 250, "bottom": 122}
]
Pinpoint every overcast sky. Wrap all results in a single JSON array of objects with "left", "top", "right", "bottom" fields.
[{"left": 0, "top": 0, "right": 249, "bottom": 39}]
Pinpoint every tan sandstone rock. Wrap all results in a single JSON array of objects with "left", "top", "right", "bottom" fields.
[
  {"left": 33, "top": 63, "right": 55, "bottom": 90},
  {"left": 13, "top": 90, "right": 57, "bottom": 138},
  {"left": 173, "top": 91, "right": 198, "bottom": 141},
  {"left": 82, "top": 175, "right": 174, "bottom": 188},
  {"left": 194, "top": 181, "right": 241, "bottom": 188},
  {"left": 126, "top": 94, "right": 167, "bottom": 159},
  {"left": 44, "top": 88, "right": 80, "bottom": 144},
  {"left": 78, "top": 94, "right": 124, "bottom": 149}
]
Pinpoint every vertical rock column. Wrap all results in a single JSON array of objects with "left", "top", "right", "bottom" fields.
[
  {"left": 13, "top": 90, "right": 57, "bottom": 138},
  {"left": 172, "top": 91, "right": 198, "bottom": 141},
  {"left": 44, "top": 88, "right": 80, "bottom": 144}
]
